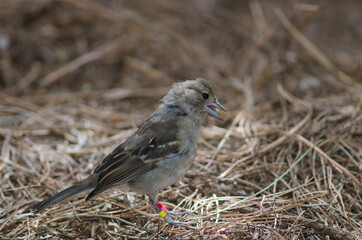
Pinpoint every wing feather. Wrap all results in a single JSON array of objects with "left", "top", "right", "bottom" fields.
[{"left": 86, "top": 104, "right": 185, "bottom": 200}]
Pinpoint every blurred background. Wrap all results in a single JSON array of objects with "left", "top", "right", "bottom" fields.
[
  {"left": 0, "top": 0, "right": 361, "bottom": 239},
  {"left": 1, "top": 0, "right": 361, "bottom": 97}
]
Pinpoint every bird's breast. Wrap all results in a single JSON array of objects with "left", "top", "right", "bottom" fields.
[{"left": 127, "top": 118, "right": 200, "bottom": 195}]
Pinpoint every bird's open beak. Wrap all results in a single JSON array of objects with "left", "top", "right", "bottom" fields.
[{"left": 205, "top": 101, "right": 227, "bottom": 120}]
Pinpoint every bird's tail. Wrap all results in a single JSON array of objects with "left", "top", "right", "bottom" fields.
[{"left": 32, "top": 177, "right": 96, "bottom": 213}]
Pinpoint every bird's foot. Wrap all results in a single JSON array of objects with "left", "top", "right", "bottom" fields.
[
  {"left": 148, "top": 196, "right": 196, "bottom": 230},
  {"left": 163, "top": 215, "right": 197, "bottom": 231},
  {"left": 151, "top": 208, "right": 192, "bottom": 218},
  {"left": 167, "top": 209, "right": 193, "bottom": 217}
]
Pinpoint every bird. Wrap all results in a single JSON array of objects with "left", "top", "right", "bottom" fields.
[{"left": 32, "top": 78, "right": 227, "bottom": 225}]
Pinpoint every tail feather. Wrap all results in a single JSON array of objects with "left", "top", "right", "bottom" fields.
[{"left": 32, "top": 182, "right": 92, "bottom": 213}]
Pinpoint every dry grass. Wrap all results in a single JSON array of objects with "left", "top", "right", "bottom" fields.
[{"left": 0, "top": 0, "right": 361, "bottom": 239}]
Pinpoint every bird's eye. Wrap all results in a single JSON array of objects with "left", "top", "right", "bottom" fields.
[{"left": 202, "top": 92, "right": 209, "bottom": 100}]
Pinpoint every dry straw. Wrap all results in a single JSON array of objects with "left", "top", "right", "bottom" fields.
[{"left": 0, "top": 0, "right": 361, "bottom": 239}]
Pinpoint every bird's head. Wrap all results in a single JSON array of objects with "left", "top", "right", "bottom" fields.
[{"left": 162, "top": 78, "right": 227, "bottom": 120}]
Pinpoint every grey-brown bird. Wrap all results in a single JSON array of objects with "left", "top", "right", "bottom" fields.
[{"left": 32, "top": 78, "right": 227, "bottom": 225}]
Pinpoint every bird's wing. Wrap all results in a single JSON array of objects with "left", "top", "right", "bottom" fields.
[{"left": 87, "top": 105, "right": 184, "bottom": 199}]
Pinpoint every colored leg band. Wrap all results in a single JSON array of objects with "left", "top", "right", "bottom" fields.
[{"left": 157, "top": 202, "right": 168, "bottom": 218}]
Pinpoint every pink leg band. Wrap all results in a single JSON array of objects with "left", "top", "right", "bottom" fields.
[{"left": 157, "top": 202, "right": 168, "bottom": 212}]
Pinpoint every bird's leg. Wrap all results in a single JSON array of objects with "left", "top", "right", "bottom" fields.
[
  {"left": 148, "top": 193, "right": 175, "bottom": 224},
  {"left": 148, "top": 194, "right": 195, "bottom": 228}
]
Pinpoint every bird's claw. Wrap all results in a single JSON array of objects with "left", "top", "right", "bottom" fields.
[
  {"left": 169, "top": 220, "right": 197, "bottom": 229},
  {"left": 163, "top": 214, "right": 196, "bottom": 230},
  {"left": 151, "top": 208, "right": 192, "bottom": 218},
  {"left": 167, "top": 209, "right": 193, "bottom": 217}
]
